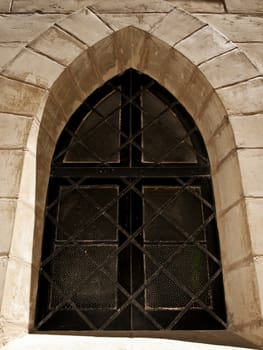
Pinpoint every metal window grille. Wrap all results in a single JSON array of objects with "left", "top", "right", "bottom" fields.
[{"left": 35, "top": 69, "right": 227, "bottom": 331}]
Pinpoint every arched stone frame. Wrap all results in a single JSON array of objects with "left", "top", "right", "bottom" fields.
[{"left": 0, "top": 0, "right": 263, "bottom": 347}]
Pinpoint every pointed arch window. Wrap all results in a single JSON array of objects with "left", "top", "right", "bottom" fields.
[{"left": 35, "top": 69, "right": 226, "bottom": 331}]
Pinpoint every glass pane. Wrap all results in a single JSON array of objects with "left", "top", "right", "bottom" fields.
[
  {"left": 143, "top": 186, "right": 204, "bottom": 242},
  {"left": 64, "top": 92, "right": 121, "bottom": 163},
  {"left": 57, "top": 186, "right": 118, "bottom": 241},
  {"left": 142, "top": 91, "right": 197, "bottom": 163},
  {"left": 144, "top": 244, "right": 211, "bottom": 310},
  {"left": 50, "top": 244, "right": 118, "bottom": 309}
]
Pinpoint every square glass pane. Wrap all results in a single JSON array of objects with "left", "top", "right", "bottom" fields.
[
  {"left": 64, "top": 91, "right": 121, "bottom": 163},
  {"left": 142, "top": 91, "right": 197, "bottom": 163},
  {"left": 50, "top": 244, "right": 118, "bottom": 309},
  {"left": 143, "top": 186, "right": 204, "bottom": 242},
  {"left": 57, "top": 186, "right": 118, "bottom": 241},
  {"left": 144, "top": 244, "right": 211, "bottom": 310}
]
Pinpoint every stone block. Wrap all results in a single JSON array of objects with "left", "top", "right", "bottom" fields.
[
  {"left": 0, "top": 14, "right": 64, "bottom": 43},
  {"left": 224, "top": 262, "right": 261, "bottom": 326},
  {"left": 0, "top": 150, "right": 24, "bottom": 198},
  {"left": 225, "top": 0, "right": 263, "bottom": 14},
  {"left": 12, "top": 0, "right": 95, "bottom": 13},
  {"left": 239, "top": 43, "right": 263, "bottom": 75},
  {"left": 175, "top": 25, "right": 235, "bottom": 65},
  {"left": 0, "top": 257, "right": 8, "bottom": 307},
  {"left": 0, "top": 44, "right": 24, "bottom": 70},
  {"left": 254, "top": 256, "right": 263, "bottom": 315},
  {"left": 238, "top": 149, "right": 263, "bottom": 197},
  {"left": 0, "top": 199, "right": 16, "bottom": 254},
  {"left": 207, "top": 121, "right": 236, "bottom": 168},
  {"left": 30, "top": 26, "right": 86, "bottom": 66},
  {"left": 100, "top": 13, "right": 165, "bottom": 32},
  {"left": 245, "top": 198, "right": 263, "bottom": 256},
  {"left": 3, "top": 48, "right": 64, "bottom": 89},
  {"left": 196, "top": 14, "right": 263, "bottom": 42},
  {"left": 58, "top": 9, "right": 112, "bottom": 46},
  {"left": 91, "top": 0, "right": 174, "bottom": 13},
  {"left": 217, "top": 78, "right": 263, "bottom": 115},
  {"left": 213, "top": 152, "right": 243, "bottom": 213},
  {"left": 217, "top": 200, "right": 252, "bottom": 269},
  {"left": 151, "top": 8, "right": 205, "bottom": 46},
  {"left": 0, "top": 76, "right": 47, "bottom": 117},
  {"left": 0, "top": 113, "right": 32, "bottom": 149},
  {"left": 168, "top": 0, "right": 224, "bottom": 13},
  {"left": 199, "top": 49, "right": 259, "bottom": 89},
  {"left": 0, "top": 0, "right": 10, "bottom": 11},
  {"left": 229, "top": 114, "right": 263, "bottom": 148}
]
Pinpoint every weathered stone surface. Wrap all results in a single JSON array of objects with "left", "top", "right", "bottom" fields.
[
  {"left": 225, "top": 0, "right": 263, "bottom": 14},
  {"left": 2, "top": 48, "right": 64, "bottom": 89},
  {"left": 0, "top": 150, "right": 24, "bottom": 197},
  {"left": 57, "top": 9, "right": 112, "bottom": 46},
  {"left": 168, "top": 0, "right": 224, "bottom": 13},
  {"left": 224, "top": 262, "right": 261, "bottom": 326},
  {"left": 91, "top": 0, "right": 174, "bottom": 13},
  {"left": 217, "top": 78, "right": 263, "bottom": 115},
  {"left": 100, "top": 13, "right": 165, "bottom": 32},
  {"left": 246, "top": 198, "right": 263, "bottom": 256},
  {"left": 218, "top": 200, "right": 252, "bottom": 269},
  {"left": 0, "top": 200, "right": 16, "bottom": 254},
  {"left": 213, "top": 152, "right": 243, "bottom": 213},
  {"left": 151, "top": 8, "right": 205, "bottom": 46},
  {"left": 229, "top": 114, "right": 263, "bottom": 148},
  {"left": 0, "top": 76, "right": 47, "bottom": 116},
  {"left": 199, "top": 49, "right": 259, "bottom": 89},
  {"left": 0, "top": 257, "right": 8, "bottom": 307},
  {"left": 239, "top": 43, "right": 263, "bottom": 75},
  {"left": 196, "top": 14, "right": 263, "bottom": 42},
  {"left": 30, "top": 26, "right": 86, "bottom": 66},
  {"left": 175, "top": 25, "right": 235, "bottom": 65},
  {"left": 238, "top": 149, "right": 263, "bottom": 197},
  {"left": 254, "top": 256, "right": 263, "bottom": 316},
  {"left": 12, "top": 0, "right": 95, "bottom": 13},
  {"left": 0, "top": 43, "right": 24, "bottom": 69},
  {"left": 0, "top": 113, "right": 31, "bottom": 148},
  {"left": 0, "top": 14, "right": 64, "bottom": 43},
  {"left": 0, "top": 0, "right": 10, "bottom": 11}
]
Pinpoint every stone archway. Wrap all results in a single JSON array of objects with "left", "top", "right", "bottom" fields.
[{"left": 0, "top": 1, "right": 263, "bottom": 347}]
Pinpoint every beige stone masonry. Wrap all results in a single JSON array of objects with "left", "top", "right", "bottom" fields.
[
  {"left": 57, "top": 9, "right": 112, "bottom": 46},
  {"left": 169, "top": 0, "right": 225, "bottom": 13},
  {"left": 237, "top": 149, "right": 263, "bottom": 197},
  {"left": 225, "top": 0, "right": 263, "bottom": 14},
  {"left": 2, "top": 48, "right": 65, "bottom": 89},
  {"left": 239, "top": 43, "right": 263, "bottom": 75},
  {"left": 245, "top": 198, "right": 263, "bottom": 256},
  {"left": 0, "top": 113, "right": 32, "bottom": 149},
  {"left": 99, "top": 13, "right": 166, "bottom": 32},
  {"left": 199, "top": 49, "right": 259, "bottom": 89},
  {"left": 12, "top": 0, "right": 95, "bottom": 13},
  {"left": 0, "top": 257, "right": 8, "bottom": 307},
  {"left": 0, "top": 0, "right": 10, "bottom": 12},
  {"left": 0, "top": 200, "right": 16, "bottom": 254},
  {"left": 90, "top": 0, "right": 174, "bottom": 13},
  {"left": 0, "top": 76, "right": 47, "bottom": 116},
  {"left": 175, "top": 25, "right": 236, "bottom": 65},
  {"left": 29, "top": 26, "right": 86, "bottom": 66},
  {"left": 196, "top": 14, "right": 263, "bottom": 43},
  {"left": 0, "top": 14, "right": 64, "bottom": 43},
  {"left": 217, "top": 78, "right": 263, "bottom": 116},
  {"left": 229, "top": 114, "right": 263, "bottom": 148},
  {"left": 0, "top": 44, "right": 24, "bottom": 70},
  {"left": 151, "top": 8, "right": 205, "bottom": 47},
  {"left": 254, "top": 256, "right": 263, "bottom": 318}
]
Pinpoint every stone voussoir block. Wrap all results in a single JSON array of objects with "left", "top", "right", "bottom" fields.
[
  {"left": 57, "top": 8, "right": 113, "bottom": 46},
  {"left": 175, "top": 25, "right": 236, "bottom": 66},
  {"left": 0, "top": 199, "right": 16, "bottom": 255},
  {"left": 168, "top": 0, "right": 225, "bottom": 13},
  {"left": 245, "top": 198, "right": 263, "bottom": 256},
  {"left": 199, "top": 49, "right": 260, "bottom": 89},
  {"left": 90, "top": 0, "right": 174, "bottom": 13},
  {"left": 151, "top": 8, "right": 205, "bottom": 47},
  {"left": 224, "top": 0, "right": 263, "bottom": 14},
  {"left": 29, "top": 26, "right": 86, "bottom": 66},
  {"left": 2, "top": 48, "right": 65, "bottom": 89}
]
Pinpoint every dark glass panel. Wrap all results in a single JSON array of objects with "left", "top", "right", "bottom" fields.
[
  {"left": 57, "top": 186, "right": 118, "bottom": 241},
  {"left": 144, "top": 245, "right": 211, "bottom": 309},
  {"left": 50, "top": 245, "right": 118, "bottom": 309},
  {"left": 142, "top": 91, "right": 197, "bottom": 163},
  {"left": 143, "top": 186, "right": 204, "bottom": 242},
  {"left": 64, "top": 92, "right": 121, "bottom": 163}
]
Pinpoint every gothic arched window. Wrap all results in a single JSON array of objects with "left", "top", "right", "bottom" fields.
[{"left": 35, "top": 69, "right": 226, "bottom": 331}]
